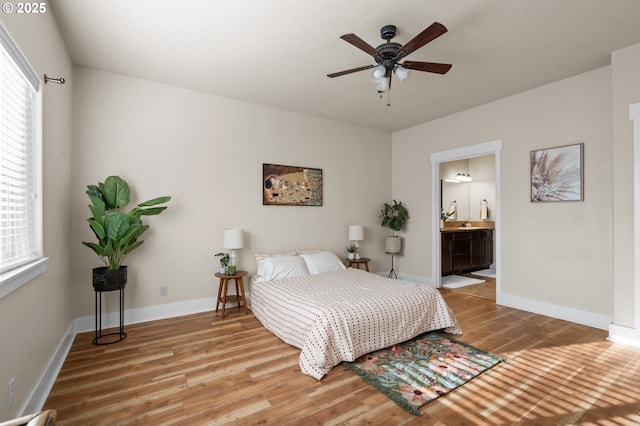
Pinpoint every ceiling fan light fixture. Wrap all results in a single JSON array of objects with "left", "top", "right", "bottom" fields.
[
  {"left": 394, "top": 65, "right": 409, "bottom": 81},
  {"left": 376, "top": 77, "right": 390, "bottom": 92},
  {"left": 328, "top": 22, "right": 451, "bottom": 99},
  {"left": 371, "top": 65, "right": 386, "bottom": 81}
]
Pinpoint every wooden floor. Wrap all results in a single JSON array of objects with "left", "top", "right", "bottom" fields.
[
  {"left": 444, "top": 274, "right": 496, "bottom": 301},
  {"left": 44, "top": 290, "right": 640, "bottom": 425}
]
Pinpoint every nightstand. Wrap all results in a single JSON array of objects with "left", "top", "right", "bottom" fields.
[
  {"left": 214, "top": 271, "right": 248, "bottom": 319},
  {"left": 347, "top": 257, "right": 370, "bottom": 272}
]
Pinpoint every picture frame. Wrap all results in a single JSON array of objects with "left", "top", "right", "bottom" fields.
[
  {"left": 262, "top": 163, "right": 323, "bottom": 206},
  {"left": 530, "top": 143, "right": 583, "bottom": 202}
]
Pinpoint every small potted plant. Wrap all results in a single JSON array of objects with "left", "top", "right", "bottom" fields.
[
  {"left": 346, "top": 244, "right": 357, "bottom": 260},
  {"left": 441, "top": 209, "right": 453, "bottom": 228},
  {"left": 215, "top": 252, "right": 230, "bottom": 275}
]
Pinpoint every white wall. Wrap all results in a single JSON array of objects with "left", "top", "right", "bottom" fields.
[
  {"left": 70, "top": 67, "right": 392, "bottom": 319},
  {"left": 611, "top": 41, "right": 640, "bottom": 330},
  {"left": 469, "top": 155, "right": 496, "bottom": 221},
  {"left": 0, "top": 12, "right": 73, "bottom": 421},
  {"left": 392, "top": 66, "right": 613, "bottom": 320}
]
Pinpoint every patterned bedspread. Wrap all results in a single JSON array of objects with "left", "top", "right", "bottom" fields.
[{"left": 250, "top": 268, "right": 462, "bottom": 379}]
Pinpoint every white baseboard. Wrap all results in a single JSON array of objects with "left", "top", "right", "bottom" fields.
[
  {"left": 19, "top": 322, "right": 76, "bottom": 416},
  {"left": 498, "top": 292, "right": 612, "bottom": 330},
  {"left": 608, "top": 323, "right": 640, "bottom": 347},
  {"left": 74, "top": 296, "right": 218, "bottom": 333},
  {"left": 374, "top": 271, "right": 436, "bottom": 288},
  {"left": 398, "top": 272, "right": 436, "bottom": 288},
  {"left": 390, "top": 272, "right": 612, "bottom": 330}
]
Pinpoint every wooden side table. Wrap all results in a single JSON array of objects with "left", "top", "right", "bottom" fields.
[
  {"left": 347, "top": 257, "right": 370, "bottom": 272},
  {"left": 215, "top": 271, "right": 248, "bottom": 319}
]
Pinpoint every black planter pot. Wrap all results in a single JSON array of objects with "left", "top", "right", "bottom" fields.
[{"left": 92, "top": 266, "right": 128, "bottom": 291}]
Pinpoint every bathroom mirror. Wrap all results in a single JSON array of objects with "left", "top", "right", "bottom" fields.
[{"left": 440, "top": 155, "right": 495, "bottom": 222}]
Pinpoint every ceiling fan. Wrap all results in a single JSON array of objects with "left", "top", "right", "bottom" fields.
[{"left": 327, "top": 22, "right": 452, "bottom": 92}]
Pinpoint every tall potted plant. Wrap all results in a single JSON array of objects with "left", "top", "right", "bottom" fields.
[
  {"left": 379, "top": 200, "right": 409, "bottom": 255},
  {"left": 82, "top": 175, "right": 171, "bottom": 291}
]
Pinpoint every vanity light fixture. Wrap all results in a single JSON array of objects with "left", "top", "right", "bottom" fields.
[{"left": 456, "top": 173, "right": 472, "bottom": 182}]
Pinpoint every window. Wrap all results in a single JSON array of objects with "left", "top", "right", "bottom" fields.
[{"left": 0, "top": 23, "right": 46, "bottom": 298}]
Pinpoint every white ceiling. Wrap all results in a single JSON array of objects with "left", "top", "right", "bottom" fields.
[{"left": 50, "top": 0, "right": 640, "bottom": 133}]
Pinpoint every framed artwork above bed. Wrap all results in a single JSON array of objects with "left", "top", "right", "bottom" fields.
[{"left": 263, "top": 163, "right": 323, "bottom": 206}]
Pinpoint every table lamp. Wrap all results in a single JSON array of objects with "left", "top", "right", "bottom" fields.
[
  {"left": 223, "top": 228, "right": 244, "bottom": 275},
  {"left": 348, "top": 225, "right": 364, "bottom": 259}
]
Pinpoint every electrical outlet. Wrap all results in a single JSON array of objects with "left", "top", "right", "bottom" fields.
[
  {"left": 539, "top": 282, "right": 547, "bottom": 293},
  {"left": 8, "top": 377, "right": 15, "bottom": 409},
  {"left": 160, "top": 285, "right": 168, "bottom": 296}
]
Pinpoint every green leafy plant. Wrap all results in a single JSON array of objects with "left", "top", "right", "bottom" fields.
[
  {"left": 346, "top": 244, "right": 357, "bottom": 254},
  {"left": 82, "top": 175, "right": 171, "bottom": 270},
  {"left": 379, "top": 200, "right": 409, "bottom": 234},
  {"left": 215, "top": 252, "right": 230, "bottom": 267},
  {"left": 441, "top": 209, "right": 453, "bottom": 221}
]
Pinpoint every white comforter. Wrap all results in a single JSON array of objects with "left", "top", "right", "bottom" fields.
[{"left": 250, "top": 268, "right": 462, "bottom": 379}]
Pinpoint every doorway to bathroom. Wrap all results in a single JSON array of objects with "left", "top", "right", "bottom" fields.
[
  {"left": 441, "top": 155, "right": 496, "bottom": 300},
  {"left": 431, "top": 140, "right": 502, "bottom": 303}
]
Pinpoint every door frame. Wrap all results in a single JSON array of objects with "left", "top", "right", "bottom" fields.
[{"left": 431, "top": 139, "right": 503, "bottom": 302}]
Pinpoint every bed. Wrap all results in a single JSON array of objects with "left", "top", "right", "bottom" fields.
[{"left": 250, "top": 251, "right": 462, "bottom": 379}]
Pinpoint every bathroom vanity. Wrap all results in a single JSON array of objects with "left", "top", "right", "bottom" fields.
[{"left": 441, "top": 226, "right": 493, "bottom": 276}]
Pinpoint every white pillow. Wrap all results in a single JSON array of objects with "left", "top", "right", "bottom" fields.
[
  {"left": 255, "top": 255, "right": 310, "bottom": 283},
  {"left": 300, "top": 251, "right": 346, "bottom": 274},
  {"left": 254, "top": 250, "right": 298, "bottom": 269}
]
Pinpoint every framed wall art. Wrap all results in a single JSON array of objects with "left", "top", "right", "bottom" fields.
[
  {"left": 262, "top": 163, "right": 323, "bottom": 206},
  {"left": 530, "top": 143, "right": 583, "bottom": 202}
]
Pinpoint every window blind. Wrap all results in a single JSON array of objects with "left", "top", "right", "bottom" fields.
[{"left": 0, "top": 24, "right": 41, "bottom": 274}]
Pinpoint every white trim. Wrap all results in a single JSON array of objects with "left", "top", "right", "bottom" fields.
[
  {"left": 430, "top": 139, "right": 502, "bottom": 299},
  {"left": 73, "top": 296, "right": 219, "bottom": 333},
  {"left": 393, "top": 271, "right": 611, "bottom": 330},
  {"left": 608, "top": 324, "right": 640, "bottom": 347},
  {"left": 395, "top": 271, "right": 436, "bottom": 288},
  {"left": 0, "top": 257, "right": 48, "bottom": 299},
  {"left": 18, "top": 322, "right": 75, "bottom": 415},
  {"left": 631, "top": 103, "right": 640, "bottom": 335},
  {"left": 612, "top": 102, "right": 640, "bottom": 345},
  {"left": 500, "top": 292, "right": 612, "bottom": 330}
]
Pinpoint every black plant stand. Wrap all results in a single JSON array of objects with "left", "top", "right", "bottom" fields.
[
  {"left": 93, "top": 286, "right": 127, "bottom": 345},
  {"left": 388, "top": 254, "right": 398, "bottom": 279}
]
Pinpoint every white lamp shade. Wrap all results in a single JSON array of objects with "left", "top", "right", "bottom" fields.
[
  {"left": 223, "top": 228, "right": 244, "bottom": 249},
  {"left": 376, "top": 77, "right": 390, "bottom": 92},
  {"left": 394, "top": 66, "right": 409, "bottom": 81},
  {"left": 348, "top": 225, "right": 364, "bottom": 241},
  {"left": 371, "top": 65, "right": 386, "bottom": 80}
]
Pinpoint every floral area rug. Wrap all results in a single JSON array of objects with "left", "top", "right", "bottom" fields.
[{"left": 344, "top": 332, "right": 505, "bottom": 416}]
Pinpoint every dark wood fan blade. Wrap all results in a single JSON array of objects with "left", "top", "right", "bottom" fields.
[
  {"left": 327, "top": 64, "right": 375, "bottom": 78},
  {"left": 340, "top": 34, "right": 380, "bottom": 58},
  {"left": 396, "top": 22, "right": 448, "bottom": 59},
  {"left": 401, "top": 61, "right": 452, "bottom": 74}
]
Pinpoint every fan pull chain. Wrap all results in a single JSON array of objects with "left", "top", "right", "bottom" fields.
[{"left": 379, "top": 91, "right": 391, "bottom": 107}]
